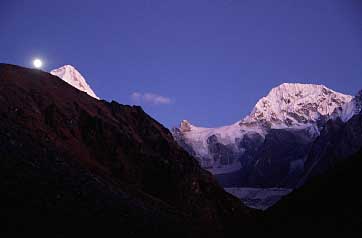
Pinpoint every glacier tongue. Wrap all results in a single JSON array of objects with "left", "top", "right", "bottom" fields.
[{"left": 51, "top": 65, "right": 99, "bottom": 99}]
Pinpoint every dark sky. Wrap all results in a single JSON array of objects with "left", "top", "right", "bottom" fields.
[{"left": 1, "top": 0, "right": 361, "bottom": 128}]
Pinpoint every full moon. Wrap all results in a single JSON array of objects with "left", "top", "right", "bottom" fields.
[{"left": 33, "top": 59, "right": 43, "bottom": 68}]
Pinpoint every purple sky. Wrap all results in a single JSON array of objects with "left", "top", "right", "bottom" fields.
[{"left": 1, "top": 0, "right": 361, "bottom": 128}]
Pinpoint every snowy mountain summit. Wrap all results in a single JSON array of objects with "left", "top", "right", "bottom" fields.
[
  {"left": 243, "top": 83, "right": 352, "bottom": 128},
  {"left": 173, "top": 83, "right": 353, "bottom": 175},
  {"left": 51, "top": 65, "right": 99, "bottom": 99}
]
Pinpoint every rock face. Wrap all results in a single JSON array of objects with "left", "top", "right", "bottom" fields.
[
  {"left": 51, "top": 65, "right": 99, "bottom": 99},
  {"left": 265, "top": 112, "right": 362, "bottom": 233},
  {"left": 0, "top": 64, "right": 256, "bottom": 237},
  {"left": 173, "top": 83, "right": 353, "bottom": 189},
  {"left": 298, "top": 113, "right": 362, "bottom": 186},
  {"left": 239, "top": 128, "right": 315, "bottom": 188}
]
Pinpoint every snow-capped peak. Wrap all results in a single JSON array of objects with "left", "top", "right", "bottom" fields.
[
  {"left": 243, "top": 83, "right": 352, "bottom": 128},
  {"left": 173, "top": 83, "right": 352, "bottom": 175},
  {"left": 51, "top": 65, "right": 99, "bottom": 99}
]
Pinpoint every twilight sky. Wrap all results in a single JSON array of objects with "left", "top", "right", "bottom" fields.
[{"left": 1, "top": 0, "right": 361, "bottom": 128}]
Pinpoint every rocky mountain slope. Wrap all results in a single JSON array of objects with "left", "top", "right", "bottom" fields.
[
  {"left": 265, "top": 109, "right": 362, "bottom": 234},
  {"left": 298, "top": 99, "right": 362, "bottom": 186},
  {"left": 266, "top": 149, "right": 362, "bottom": 234},
  {"left": 0, "top": 64, "right": 256, "bottom": 237}
]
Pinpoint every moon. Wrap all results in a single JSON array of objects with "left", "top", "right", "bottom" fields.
[{"left": 33, "top": 59, "right": 43, "bottom": 68}]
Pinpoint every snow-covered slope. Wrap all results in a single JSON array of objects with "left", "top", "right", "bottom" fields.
[
  {"left": 243, "top": 83, "right": 352, "bottom": 128},
  {"left": 173, "top": 83, "right": 352, "bottom": 175},
  {"left": 333, "top": 90, "right": 362, "bottom": 122},
  {"left": 51, "top": 65, "right": 99, "bottom": 99},
  {"left": 178, "top": 120, "right": 265, "bottom": 158}
]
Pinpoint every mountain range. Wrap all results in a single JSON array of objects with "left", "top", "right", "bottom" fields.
[
  {"left": 47, "top": 65, "right": 362, "bottom": 209},
  {"left": 172, "top": 82, "right": 362, "bottom": 208},
  {"left": 45, "top": 65, "right": 362, "bottom": 209},
  {"left": 1, "top": 63, "right": 362, "bottom": 235}
]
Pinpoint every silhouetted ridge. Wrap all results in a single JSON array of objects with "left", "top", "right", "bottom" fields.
[{"left": 0, "top": 64, "right": 256, "bottom": 237}]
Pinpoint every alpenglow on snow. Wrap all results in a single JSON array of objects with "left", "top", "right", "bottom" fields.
[
  {"left": 172, "top": 83, "right": 353, "bottom": 174},
  {"left": 51, "top": 65, "right": 99, "bottom": 99}
]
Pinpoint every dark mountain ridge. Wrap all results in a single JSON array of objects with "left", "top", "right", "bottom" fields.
[
  {"left": 266, "top": 149, "right": 362, "bottom": 234},
  {"left": 262, "top": 112, "right": 362, "bottom": 234},
  {"left": 0, "top": 64, "right": 256, "bottom": 237}
]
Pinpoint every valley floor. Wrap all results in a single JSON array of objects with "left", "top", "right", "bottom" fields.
[{"left": 225, "top": 187, "right": 292, "bottom": 210}]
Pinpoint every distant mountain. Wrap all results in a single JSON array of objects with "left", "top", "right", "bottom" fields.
[
  {"left": 173, "top": 83, "right": 352, "bottom": 173},
  {"left": 243, "top": 83, "right": 352, "bottom": 127},
  {"left": 51, "top": 65, "right": 99, "bottom": 99},
  {"left": 0, "top": 64, "right": 256, "bottom": 237},
  {"left": 173, "top": 83, "right": 357, "bottom": 207}
]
